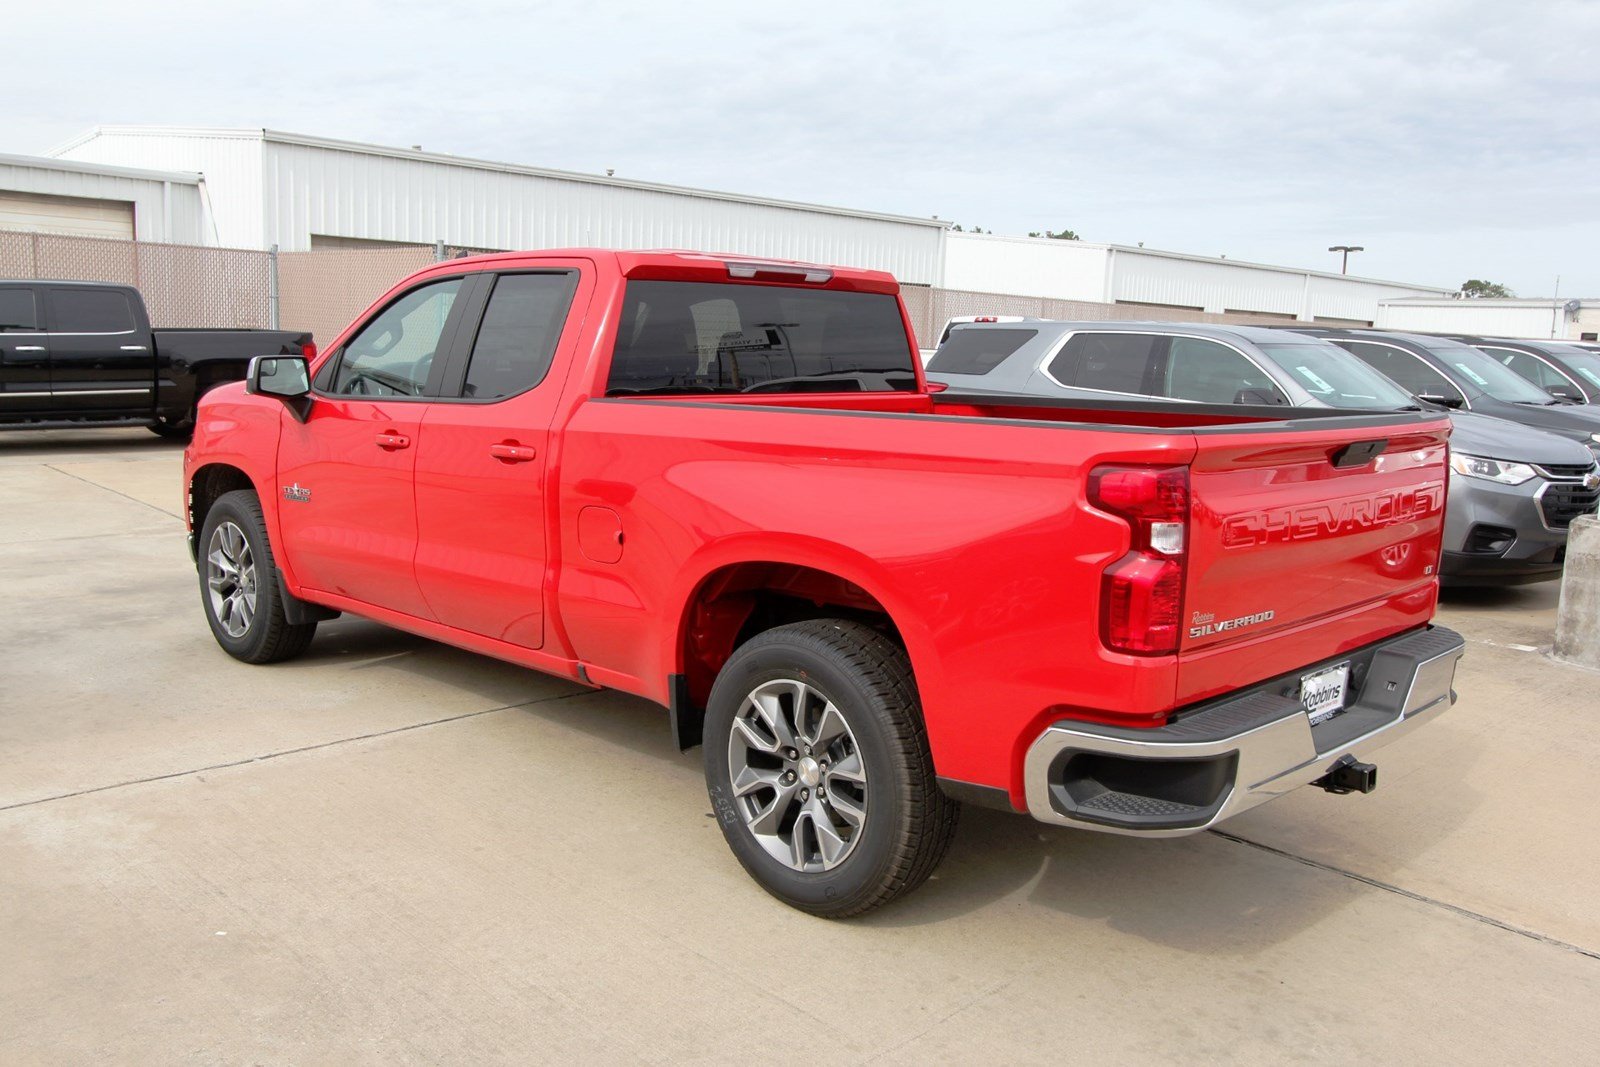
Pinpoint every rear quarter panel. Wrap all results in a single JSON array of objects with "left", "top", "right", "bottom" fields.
[{"left": 556, "top": 398, "right": 1200, "bottom": 798}]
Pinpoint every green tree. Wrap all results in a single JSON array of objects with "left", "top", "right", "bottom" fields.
[
  {"left": 1460, "top": 279, "right": 1514, "bottom": 298},
  {"left": 1027, "top": 229, "right": 1080, "bottom": 240}
]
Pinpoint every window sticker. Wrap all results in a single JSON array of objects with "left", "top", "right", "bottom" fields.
[
  {"left": 1453, "top": 362, "right": 1490, "bottom": 387},
  {"left": 1295, "top": 366, "right": 1335, "bottom": 393}
]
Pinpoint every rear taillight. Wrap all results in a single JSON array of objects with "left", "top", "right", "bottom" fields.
[
  {"left": 1089, "top": 465, "right": 1189, "bottom": 655},
  {"left": 301, "top": 340, "right": 318, "bottom": 360}
]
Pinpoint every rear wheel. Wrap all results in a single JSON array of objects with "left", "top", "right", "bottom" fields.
[
  {"left": 704, "top": 619, "right": 959, "bottom": 917},
  {"left": 198, "top": 489, "right": 317, "bottom": 663}
]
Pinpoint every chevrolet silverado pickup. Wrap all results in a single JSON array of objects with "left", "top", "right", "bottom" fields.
[
  {"left": 0, "top": 280, "right": 313, "bottom": 437},
  {"left": 182, "top": 250, "right": 1465, "bottom": 916}
]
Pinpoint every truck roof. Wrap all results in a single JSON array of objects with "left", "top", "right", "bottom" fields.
[{"left": 433, "top": 248, "right": 901, "bottom": 294}]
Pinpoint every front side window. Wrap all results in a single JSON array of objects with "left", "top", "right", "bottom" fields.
[
  {"left": 461, "top": 273, "right": 577, "bottom": 399},
  {"left": 926, "top": 327, "right": 1037, "bottom": 376},
  {"left": 331, "top": 277, "right": 463, "bottom": 397},
  {"left": 1255, "top": 342, "right": 1414, "bottom": 409},
  {"left": 50, "top": 289, "right": 134, "bottom": 333},
  {"left": 607, "top": 281, "right": 916, "bottom": 395},
  {"left": 1336, "top": 341, "right": 1464, "bottom": 403},
  {"left": 1050, "top": 333, "right": 1162, "bottom": 395},
  {"left": 1160, "top": 337, "right": 1284, "bottom": 404},
  {"left": 0, "top": 290, "right": 37, "bottom": 331}
]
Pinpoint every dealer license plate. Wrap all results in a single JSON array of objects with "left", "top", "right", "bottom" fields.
[{"left": 1300, "top": 663, "right": 1351, "bottom": 726}]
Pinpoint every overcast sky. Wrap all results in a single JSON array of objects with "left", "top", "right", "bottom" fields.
[{"left": 8, "top": 0, "right": 1597, "bottom": 294}]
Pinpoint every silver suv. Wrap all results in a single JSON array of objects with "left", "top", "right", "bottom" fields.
[{"left": 926, "top": 321, "right": 1600, "bottom": 585}]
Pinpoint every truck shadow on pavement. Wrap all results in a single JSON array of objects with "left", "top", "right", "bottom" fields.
[
  {"left": 291, "top": 619, "right": 1485, "bottom": 949},
  {"left": 0, "top": 431, "right": 184, "bottom": 459}
]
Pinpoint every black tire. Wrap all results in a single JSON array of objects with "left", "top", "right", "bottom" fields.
[
  {"left": 704, "top": 619, "right": 959, "bottom": 918},
  {"left": 197, "top": 489, "right": 317, "bottom": 664},
  {"left": 147, "top": 415, "right": 193, "bottom": 440}
]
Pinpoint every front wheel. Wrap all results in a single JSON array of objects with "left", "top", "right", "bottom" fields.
[
  {"left": 197, "top": 489, "right": 317, "bottom": 663},
  {"left": 704, "top": 619, "right": 959, "bottom": 917}
]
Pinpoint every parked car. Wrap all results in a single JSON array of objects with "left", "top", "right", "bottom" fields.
[
  {"left": 1443, "top": 335, "right": 1600, "bottom": 404},
  {"left": 926, "top": 321, "right": 1600, "bottom": 584},
  {"left": 0, "top": 280, "right": 313, "bottom": 438},
  {"left": 185, "top": 250, "right": 1463, "bottom": 916},
  {"left": 1286, "top": 328, "right": 1600, "bottom": 460}
]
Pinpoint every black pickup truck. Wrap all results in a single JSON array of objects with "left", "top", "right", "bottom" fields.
[{"left": 0, "top": 280, "right": 313, "bottom": 438}]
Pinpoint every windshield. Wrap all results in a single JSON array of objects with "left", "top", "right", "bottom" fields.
[
  {"left": 1424, "top": 341, "right": 1558, "bottom": 403},
  {"left": 607, "top": 281, "right": 917, "bottom": 395},
  {"left": 1255, "top": 342, "right": 1416, "bottom": 409}
]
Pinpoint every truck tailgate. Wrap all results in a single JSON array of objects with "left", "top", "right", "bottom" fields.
[{"left": 1176, "top": 416, "right": 1451, "bottom": 704}]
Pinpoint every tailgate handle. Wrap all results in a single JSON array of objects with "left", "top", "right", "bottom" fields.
[{"left": 1331, "top": 439, "right": 1387, "bottom": 468}]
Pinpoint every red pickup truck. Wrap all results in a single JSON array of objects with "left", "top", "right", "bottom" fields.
[{"left": 183, "top": 249, "right": 1464, "bottom": 916}]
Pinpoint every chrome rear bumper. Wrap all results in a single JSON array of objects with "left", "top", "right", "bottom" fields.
[{"left": 1022, "top": 626, "right": 1465, "bottom": 836}]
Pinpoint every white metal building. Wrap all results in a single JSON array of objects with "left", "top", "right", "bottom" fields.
[
  {"left": 1377, "top": 297, "right": 1599, "bottom": 341},
  {"left": 47, "top": 126, "right": 948, "bottom": 284},
  {"left": 941, "top": 231, "right": 1453, "bottom": 324},
  {"left": 0, "top": 153, "right": 211, "bottom": 244}
]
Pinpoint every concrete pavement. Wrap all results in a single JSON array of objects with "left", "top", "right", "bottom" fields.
[{"left": 3, "top": 430, "right": 1598, "bottom": 1063}]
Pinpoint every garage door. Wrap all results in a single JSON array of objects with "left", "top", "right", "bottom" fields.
[{"left": 0, "top": 191, "right": 135, "bottom": 239}]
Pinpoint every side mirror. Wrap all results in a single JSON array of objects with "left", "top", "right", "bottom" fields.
[
  {"left": 246, "top": 355, "right": 312, "bottom": 421},
  {"left": 1417, "top": 393, "right": 1464, "bottom": 409}
]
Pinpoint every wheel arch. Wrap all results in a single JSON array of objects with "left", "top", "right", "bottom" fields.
[{"left": 666, "top": 541, "right": 941, "bottom": 752}]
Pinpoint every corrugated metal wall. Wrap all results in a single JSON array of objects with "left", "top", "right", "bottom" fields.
[
  {"left": 1109, "top": 250, "right": 1452, "bottom": 320},
  {"left": 941, "top": 233, "right": 1108, "bottom": 299},
  {"left": 1377, "top": 302, "right": 1570, "bottom": 338},
  {"left": 944, "top": 235, "right": 1452, "bottom": 323},
  {"left": 53, "top": 128, "right": 265, "bottom": 248},
  {"left": 0, "top": 155, "right": 208, "bottom": 244},
  {"left": 260, "top": 139, "right": 946, "bottom": 281}
]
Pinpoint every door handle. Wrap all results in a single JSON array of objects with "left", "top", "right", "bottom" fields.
[
  {"left": 375, "top": 431, "right": 411, "bottom": 450},
  {"left": 13, "top": 345, "right": 45, "bottom": 352},
  {"left": 120, "top": 345, "right": 149, "bottom": 351},
  {"left": 489, "top": 442, "right": 537, "bottom": 463}
]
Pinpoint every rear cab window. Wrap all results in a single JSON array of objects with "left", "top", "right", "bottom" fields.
[
  {"left": 606, "top": 281, "right": 917, "bottom": 395},
  {"left": 48, "top": 288, "right": 135, "bottom": 333},
  {"left": 926, "top": 327, "right": 1037, "bottom": 376}
]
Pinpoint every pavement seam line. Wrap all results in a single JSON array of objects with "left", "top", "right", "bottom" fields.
[
  {"left": 42, "top": 462, "right": 185, "bottom": 521},
  {"left": 1210, "top": 828, "right": 1600, "bottom": 962},
  {"left": 0, "top": 690, "right": 593, "bottom": 814}
]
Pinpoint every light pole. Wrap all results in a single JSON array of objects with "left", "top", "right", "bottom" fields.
[{"left": 1328, "top": 245, "right": 1364, "bottom": 274}]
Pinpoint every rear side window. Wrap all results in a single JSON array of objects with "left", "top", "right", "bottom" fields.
[
  {"left": 1336, "top": 341, "right": 1464, "bottom": 402},
  {"left": 1161, "top": 337, "right": 1283, "bottom": 404},
  {"left": 50, "top": 289, "right": 134, "bottom": 333},
  {"left": 607, "top": 281, "right": 916, "bottom": 395},
  {"left": 926, "top": 328, "right": 1036, "bottom": 375},
  {"left": 461, "top": 273, "right": 577, "bottom": 399},
  {"left": 1049, "top": 333, "right": 1162, "bottom": 395},
  {"left": 0, "top": 289, "right": 36, "bottom": 331}
]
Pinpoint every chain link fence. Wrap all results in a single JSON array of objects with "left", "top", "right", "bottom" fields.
[
  {"left": 277, "top": 245, "right": 438, "bottom": 348},
  {"left": 2, "top": 228, "right": 1312, "bottom": 350},
  {"left": 0, "top": 230, "right": 273, "bottom": 328}
]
